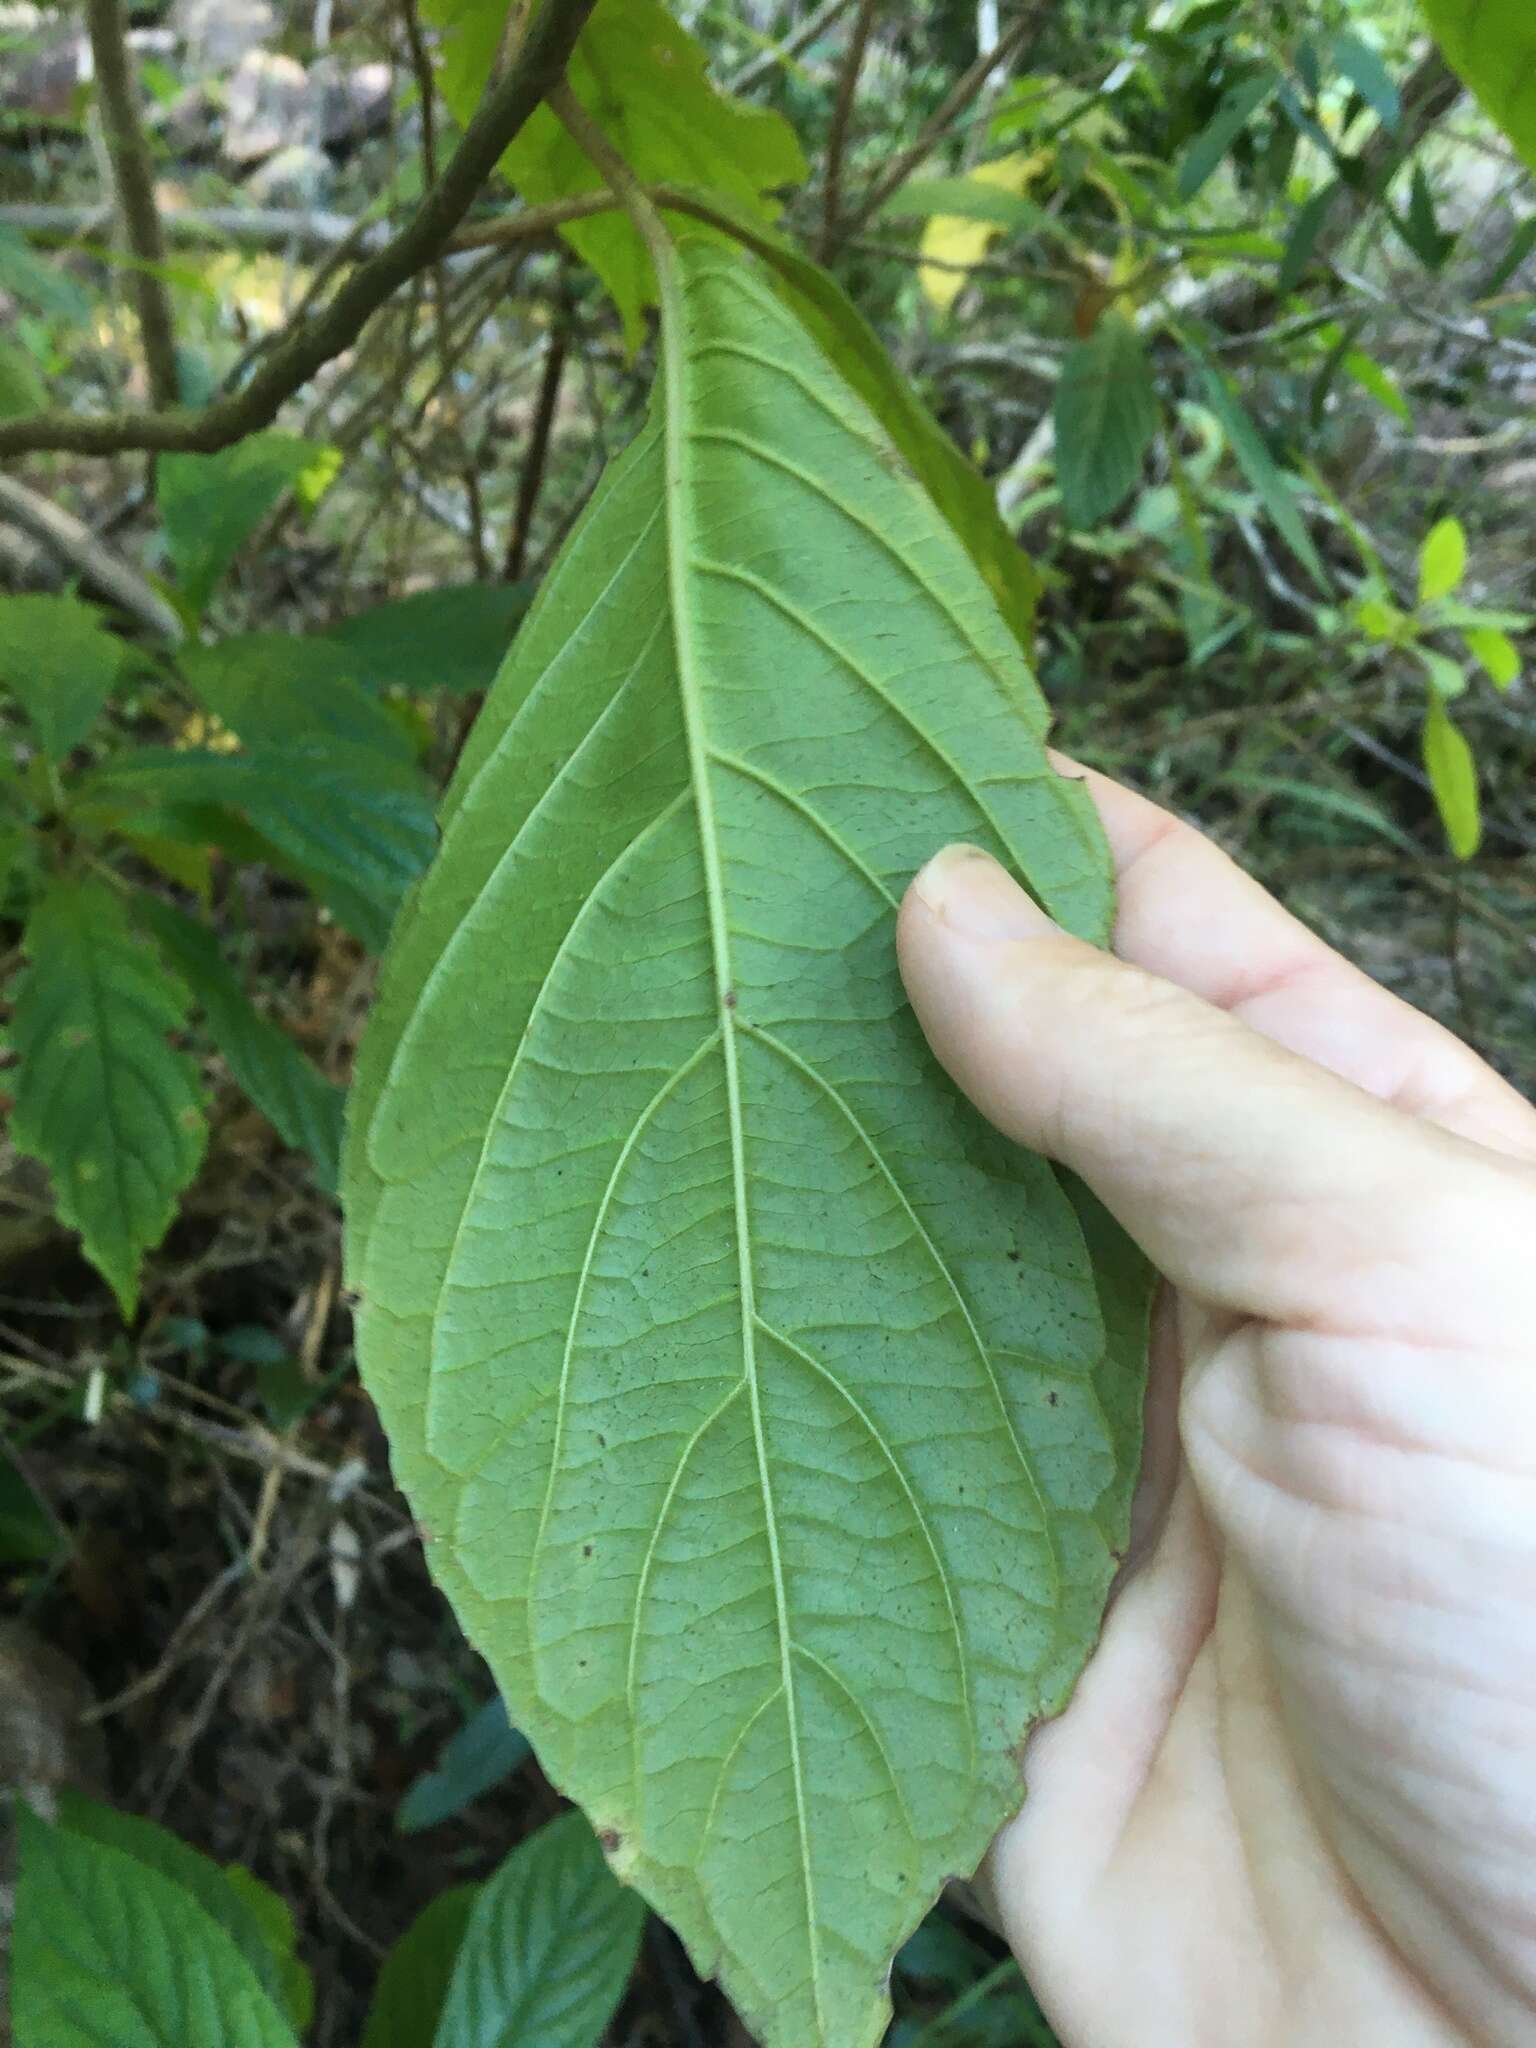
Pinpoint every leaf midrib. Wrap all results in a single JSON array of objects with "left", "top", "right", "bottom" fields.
[{"left": 653, "top": 230, "right": 827, "bottom": 2034}]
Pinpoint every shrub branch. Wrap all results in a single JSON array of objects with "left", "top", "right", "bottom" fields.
[{"left": 0, "top": 0, "right": 599, "bottom": 460}]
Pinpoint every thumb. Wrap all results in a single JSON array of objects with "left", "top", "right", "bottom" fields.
[{"left": 897, "top": 843, "right": 1511, "bottom": 1338}]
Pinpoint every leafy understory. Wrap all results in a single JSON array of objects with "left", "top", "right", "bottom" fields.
[{"left": 346, "top": 207, "right": 1151, "bottom": 2048}]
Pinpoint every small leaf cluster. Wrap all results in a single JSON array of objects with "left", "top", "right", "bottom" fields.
[
  {"left": 0, "top": 437, "right": 528, "bottom": 1311},
  {"left": 13, "top": 1792, "right": 641, "bottom": 2048}
]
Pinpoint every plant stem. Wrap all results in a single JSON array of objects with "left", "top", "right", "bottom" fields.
[
  {"left": 504, "top": 280, "right": 570, "bottom": 580},
  {"left": 84, "top": 0, "right": 178, "bottom": 408},
  {"left": 817, "top": 0, "right": 878, "bottom": 259},
  {"left": 1, "top": 0, "right": 598, "bottom": 459}
]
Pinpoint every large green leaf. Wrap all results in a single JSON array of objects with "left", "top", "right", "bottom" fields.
[
  {"left": 10, "top": 881, "right": 206, "bottom": 1314},
  {"left": 432, "top": 1813, "right": 644, "bottom": 2048},
  {"left": 461, "top": 0, "right": 806, "bottom": 345},
  {"left": 0, "top": 593, "right": 124, "bottom": 759},
  {"left": 345, "top": 234, "right": 1149, "bottom": 2048},
  {"left": 12, "top": 1806, "right": 298, "bottom": 2048},
  {"left": 659, "top": 193, "right": 1043, "bottom": 650},
  {"left": 136, "top": 898, "right": 345, "bottom": 1193},
  {"left": 1053, "top": 313, "right": 1159, "bottom": 527},
  {"left": 1422, "top": 0, "right": 1536, "bottom": 172}
]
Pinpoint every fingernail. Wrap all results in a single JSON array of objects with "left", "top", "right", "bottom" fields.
[{"left": 910, "top": 844, "right": 1059, "bottom": 943}]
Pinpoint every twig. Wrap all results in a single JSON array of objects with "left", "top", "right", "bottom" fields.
[
  {"left": 836, "top": 5, "right": 1044, "bottom": 246},
  {"left": 0, "top": 472, "right": 184, "bottom": 641},
  {"left": 84, "top": 0, "right": 178, "bottom": 407},
  {"left": 728, "top": 0, "right": 857, "bottom": 94},
  {"left": 818, "top": 0, "right": 878, "bottom": 260},
  {"left": 504, "top": 288, "right": 570, "bottom": 579},
  {"left": 0, "top": 0, "right": 599, "bottom": 459}
]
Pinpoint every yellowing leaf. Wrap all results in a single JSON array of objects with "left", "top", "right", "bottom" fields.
[
  {"left": 1422, "top": 699, "right": 1480, "bottom": 858},
  {"left": 919, "top": 152, "right": 1049, "bottom": 312},
  {"left": 1418, "top": 516, "right": 1467, "bottom": 604},
  {"left": 1463, "top": 625, "right": 1521, "bottom": 688}
]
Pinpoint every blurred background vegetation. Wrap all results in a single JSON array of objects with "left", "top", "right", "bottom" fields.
[{"left": 0, "top": 0, "right": 1531, "bottom": 2041}]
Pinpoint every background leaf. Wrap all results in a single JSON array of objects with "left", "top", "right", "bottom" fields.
[
  {"left": 1422, "top": 697, "right": 1481, "bottom": 856},
  {"left": 1418, "top": 515, "right": 1467, "bottom": 603},
  {"left": 1177, "top": 71, "right": 1276, "bottom": 198},
  {"left": 1195, "top": 358, "right": 1329, "bottom": 588},
  {"left": 431, "top": 1813, "right": 644, "bottom": 2048},
  {"left": 136, "top": 898, "right": 345, "bottom": 1192},
  {"left": 318, "top": 584, "right": 534, "bottom": 695},
  {"left": 159, "top": 431, "right": 338, "bottom": 616},
  {"left": 10, "top": 882, "right": 206, "bottom": 1313},
  {"left": 346, "top": 234, "right": 1150, "bottom": 2048},
  {"left": 1053, "top": 313, "right": 1159, "bottom": 526},
  {"left": 916, "top": 154, "right": 1049, "bottom": 312},
  {"left": 396, "top": 1693, "right": 531, "bottom": 1835},
  {"left": 84, "top": 745, "right": 436, "bottom": 952},
  {"left": 179, "top": 634, "right": 415, "bottom": 760},
  {"left": 0, "top": 593, "right": 123, "bottom": 759},
  {"left": 361, "top": 1886, "right": 479, "bottom": 2048},
  {"left": 13, "top": 1806, "right": 298, "bottom": 2048}
]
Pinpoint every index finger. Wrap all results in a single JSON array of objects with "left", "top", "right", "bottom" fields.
[{"left": 1053, "top": 754, "right": 1536, "bottom": 1161}]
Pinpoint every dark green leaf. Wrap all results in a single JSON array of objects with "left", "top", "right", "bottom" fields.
[
  {"left": 361, "top": 1886, "right": 479, "bottom": 2048},
  {"left": 396, "top": 1695, "right": 531, "bottom": 1835},
  {"left": 223, "top": 1867, "right": 314, "bottom": 2035},
  {"left": 84, "top": 745, "right": 436, "bottom": 952},
  {"left": 13, "top": 1806, "right": 298, "bottom": 2047},
  {"left": 179, "top": 634, "right": 413, "bottom": 760},
  {"left": 1482, "top": 213, "right": 1536, "bottom": 294},
  {"left": 318, "top": 584, "right": 534, "bottom": 696},
  {"left": 0, "top": 1451, "right": 62, "bottom": 1564},
  {"left": 1176, "top": 71, "right": 1277, "bottom": 198},
  {"left": 0, "top": 593, "right": 123, "bottom": 758},
  {"left": 879, "top": 178, "right": 1055, "bottom": 234},
  {"left": 1053, "top": 314, "right": 1159, "bottom": 526},
  {"left": 158, "top": 432, "right": 338, "bottom": 616},
  {"left": 1399, "top": 163, "right": 1456, "bottom": 269},
  {"left": 432, "top": 1813, "right": 644, "bottom": 2048},
  {"left": 345, "top": 233, "right": 1151, "bottom": 2048},
  {"left": 10, "top": 882, "right": 206, "bottom": 1314},
  {"left": 1277, "top": 183, "right": 1339, "bottom": 294},
  {"left": 1195, "top": 359, "right": 1329, "bottom": 588},
  {"left": 0, "top": 339, "right": 47, "bottom": 418},
  {"left": 134, "top": 898, "right": 344, "bottom": 1192}
]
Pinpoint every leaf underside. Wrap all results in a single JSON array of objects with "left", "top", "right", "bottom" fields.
[{"left": 346, "top": 235, "right": 1149, "bottom": 2048}]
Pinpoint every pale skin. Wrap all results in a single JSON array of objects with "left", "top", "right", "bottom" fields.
[{"left": 896, "top": 763, "right": 1536, "bottom": 2048}]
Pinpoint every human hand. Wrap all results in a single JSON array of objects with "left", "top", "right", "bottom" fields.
[{"left": 897, "top": 764, "right": 1536, "bottom": 2048}]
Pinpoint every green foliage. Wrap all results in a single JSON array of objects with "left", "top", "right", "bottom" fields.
[
  {"left": 138, "top": 898, "right": 345, "bottom": 1193},
  {"left": 159, "top": 431, "right": 339, "bottom": 617},
  {"left": 0, "top": 592, "right": 124, "bottom": 759},
  {"left": 362, "top": 1887, "right": 480, "bottom": 2048},
  {"left": 1423, "top": 0, "right": 1536, "bottom": 171},
  {"left": 1418, "top": 515, "right": 1467, "bottom": 605},
  {"left": 10, "top": 882, "right": 206, "bottom": 1314},
  {"left": 13, "top": 1804, "right": 299, "bottom": 2047},
  {"left": 396, "top": 1693, "right": 531, "bottom": 1834},
  {"left": 1053, "top": 314, "right": 1159, "bottom": 526},
  {"left": 1422, "top": 696, "right": 1480, "bottom": 857},
  {"left": 431, "top": 1812, "right": 645, "bottom": 2048},
  {"left": 346, "top": 229, "right": 1150, "bottom": 2048},
  {"left": 494, "top": 0, "right": 807, "bottom": 344},
  {"left": 317, "top": 584, "right": 534, "bottom": 696}
]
